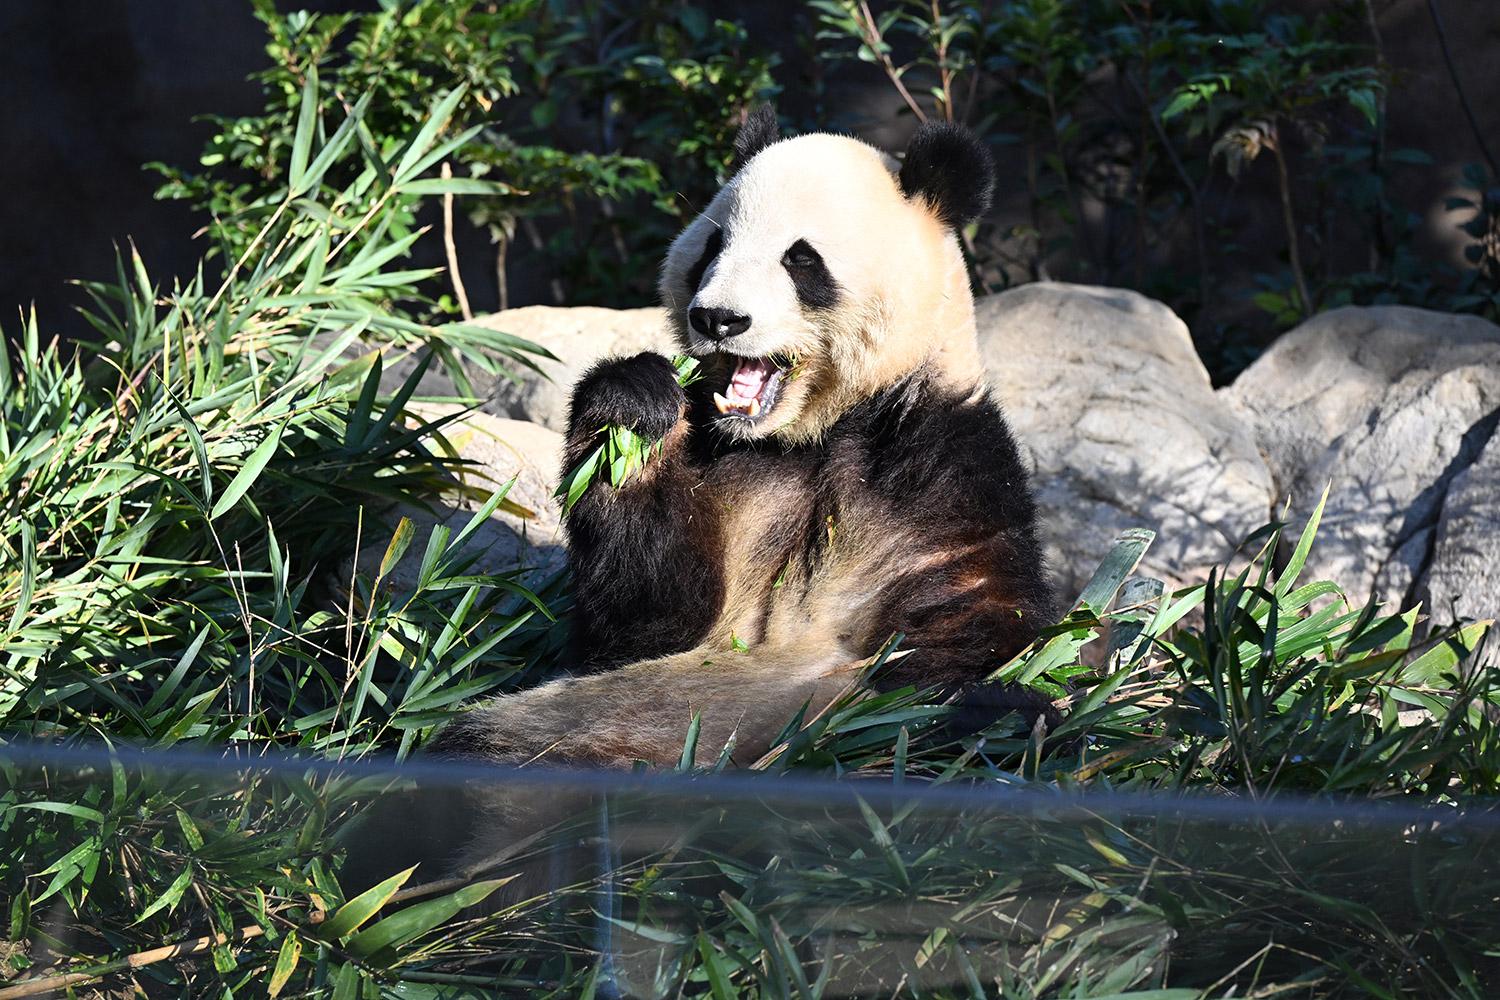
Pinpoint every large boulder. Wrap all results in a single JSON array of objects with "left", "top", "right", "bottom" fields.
[
  {"left": 341, "top": 405, "right": 567, "bottom": 595},
  {"left": 1223, "top": 306, "right": 1500, "bottom": 620},
  {"left": 978, "top": 283, "right": 1276, "bottom": 600},
  {"left": 469, "top": 305, "right": 674, "bottom": 431}
]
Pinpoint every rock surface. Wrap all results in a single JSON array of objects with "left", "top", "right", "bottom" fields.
[
  {"left": 1223, "top": 306, "right": 1500, "bottom": 619},
  {"left": 342, "top": 405, "right": 567, "bottom": 596},
  {"left": 978, "top": 283, "right": 1276, "bottom": 601},
  {"left": 1419, "top": 429, "right": 1500, "bottom": 625},
  {"left": 384, "top": 291, "right": 1500, "bottom": 628},
  {"left": 471, "top": 306, "right": 675, "bottom": 431}
]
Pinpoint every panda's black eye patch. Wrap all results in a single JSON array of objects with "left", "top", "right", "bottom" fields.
[
  {"left": 781, "top": 240, "right": 820, "bottom": 269},
  {"left": 685, "top": 228, "right": 723, "bottom": 293},
  {"left": 782, "top": 239, "right": 840, "bottom": 309}
]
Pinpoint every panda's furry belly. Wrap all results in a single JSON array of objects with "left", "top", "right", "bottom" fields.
[{"left": 704, "top": 460, "right": 927, "bottom": 661}]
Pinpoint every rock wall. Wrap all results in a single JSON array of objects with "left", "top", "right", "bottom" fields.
[{"left": 1222, "top": 306, "right": 1500, "bottom": 621}]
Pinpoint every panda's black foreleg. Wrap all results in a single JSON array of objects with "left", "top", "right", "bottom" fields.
[{"left": 562, "top": 353, "right": 726, "bottom": 670}]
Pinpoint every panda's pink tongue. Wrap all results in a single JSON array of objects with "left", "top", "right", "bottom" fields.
[{"left": 728, "top": 358, "right": 773, "bottom": 404}]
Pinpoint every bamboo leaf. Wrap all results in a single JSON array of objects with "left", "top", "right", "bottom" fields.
[
  {"left": 397, "top": 177, "right": 519, "bottom": 196},
  {"left": 210, "top": 418, "right": 287, "bottom": 520},
  {"left": 268, "top": 931, "right": 302, "bottom": 998},
  {"left": 346, "top": 878, "right": 510, "bottom": 957},
  {"left": 1074, "top": 528, "right": 1156, "bottom": 614},
  {"left": 133, "top": 867, "right": 194, "bottom": 924},
  {"left": 291, "top": 90, "right": 372, "bottom": 198},
  {"left": 1402, "top": 621, "right": 1493, "bottom": 685},
  {"left": 6, "top": 522, "right": 36, "bottom": 633},
  {"left": 287, "top": 66, "right": 319, "bottom": 195},
  {"left": 697, "top": 932, "right": 738, "bottom": 1000},
  {"left": 393, "top": 87, "right": 468, "bottom": 184},
  {"left": 1275, "top": 481, "right": 1330, "bottom": 600},
  {"left": 379, "top": 517, "right": 417, "bottom": 580},
  {"left": 342, "top": 351, "right": 383, "bottom": 449},
  {"left": 319, "top": 865, "right": 416, "bottom": 941}
]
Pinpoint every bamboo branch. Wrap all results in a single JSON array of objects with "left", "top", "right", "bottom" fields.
[
  {"left": 0, "top": 911, "right": 330, "bottom": 1000},
  {"left": 0, "top": 926, "right": 265, "bottom": 1000},
  {"left": 1269, "top": 122, "right": 1315, "bottom": 319},
  {"left": 856, "top": 1, "right": 927, "bottom": 122},
  {"left": 930, "top": 0, "right": 954, "bottom": 120},
  {"left": 441, "top": 162, "right": 474, "bottom": 321}
]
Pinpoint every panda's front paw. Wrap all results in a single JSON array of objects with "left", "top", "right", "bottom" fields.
[{"left": 568, "top": 353, "right": 686, "bottom": 443}]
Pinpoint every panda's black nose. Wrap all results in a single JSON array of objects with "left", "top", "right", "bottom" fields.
[{"left": 688, "top": 307, "right": 751, "bottom": 341}]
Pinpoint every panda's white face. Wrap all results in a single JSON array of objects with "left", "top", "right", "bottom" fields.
[{"left": 660, "top": 133, "right": 981, "bottom": 445}]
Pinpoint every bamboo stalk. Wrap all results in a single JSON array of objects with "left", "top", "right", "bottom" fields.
[
  {"left": 441, "top": 162, "right": 474, "bottom": 321},
  {"left": 0, "top": 926, "right": 264, "bottom": 1000}
]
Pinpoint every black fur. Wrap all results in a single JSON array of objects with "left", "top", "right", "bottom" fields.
[
  {"left": 563, "top": 353, "right": 1055, "bottom": 719},
  {"left": 731, "top": 102, "right": 780, "bottom": 173},
  {"left": 563, "top": 355, "right": 725, "bottom": 669},
  {"left": 567, "top": 352, "right": 684, "bottom": 440},
  {"left": 782, "top": 239, "right": 842, "bottom": 309},
  {"left": 685, "top": 228, "right": 723, "bottom": 293},
  {"left": 898, "top": 120, "right": 995, "bottom": 230}
]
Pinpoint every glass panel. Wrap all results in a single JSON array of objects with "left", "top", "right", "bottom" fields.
[{"left": 3, "top": 744, "right": 1497, "bottom": 998}]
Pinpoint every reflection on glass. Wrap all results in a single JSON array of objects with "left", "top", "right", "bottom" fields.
[{"left": 2, "top": 744, "right": 1497, "bottom": 998}]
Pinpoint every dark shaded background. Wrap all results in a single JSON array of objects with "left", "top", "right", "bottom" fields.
[{"left": 2, "top": 0, "right": 1496, "bottom": 350}]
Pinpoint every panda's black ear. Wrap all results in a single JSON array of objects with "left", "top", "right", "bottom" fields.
[
  {"left": 898, "top": 120, "right": 995, "bottom": 229},
  {"left": 730, "top": 103, "right": 780, "bottom": 174}
]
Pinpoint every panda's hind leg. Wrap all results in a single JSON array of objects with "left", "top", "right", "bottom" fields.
[{"left": 427, "top": 644, "right": 860, "bottom": 770}]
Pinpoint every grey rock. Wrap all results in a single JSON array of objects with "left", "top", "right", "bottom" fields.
[
  {"left": 978, "top": 283, "right": 1276, "bottom": 600},
  {"left": 1223, "top": 306, "right": 1500, "bottom": 618},
  {"left": 1421, "top": 427, "right": 1500, "bottom": 624},
  {"left": 339, "top": 405, "right": 567, "bottom": 594},
  {"left": 468, "top": 305, "right": 675, "bottom": 431}
]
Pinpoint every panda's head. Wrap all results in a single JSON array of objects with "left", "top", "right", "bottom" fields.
[{"left": 660, "top": 105, "right": 994, "bottom": 445}]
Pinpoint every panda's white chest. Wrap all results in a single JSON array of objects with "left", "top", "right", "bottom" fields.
[{"left": 697, "top": 451, "right": 904, "bottom": 658}]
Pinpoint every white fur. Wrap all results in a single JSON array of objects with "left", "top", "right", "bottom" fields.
[{"left": 660, "top": 133, "right": 984, "bottom": 444}]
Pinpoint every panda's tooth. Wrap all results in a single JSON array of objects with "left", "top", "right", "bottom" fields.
[
  {"left": 713, "top": 392, "right": 732, "bottom": 414},
  {"left": 748, "top": 398, "right": 761, "bottom": 417}
]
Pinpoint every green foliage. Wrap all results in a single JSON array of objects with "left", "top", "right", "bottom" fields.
[
  {"left": 151, "top": 0, "right": 1500, "bottom": 379},
  {"left": 0, "top": 63, "right": 578, "bottom": 997},
  {"left": 812, "top": 0, "right": 1499, "bottom": 379},
  {"left": 154, "top": 0, "right": 778, "bottom": 312},
  {"left": 1, "top": 73, "right": 565, "bottom": 758}
]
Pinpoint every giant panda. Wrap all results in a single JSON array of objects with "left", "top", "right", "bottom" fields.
[{"left": 429, "top": 106, "right": 1056, "bottom": 769}]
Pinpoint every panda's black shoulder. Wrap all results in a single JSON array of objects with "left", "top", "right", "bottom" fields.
[
  {"left": 846, "top": 373, "right": 1025, "bottom": 472},
  {"left": 830, "top": 372, "right": 1039, "bottom": 526}
]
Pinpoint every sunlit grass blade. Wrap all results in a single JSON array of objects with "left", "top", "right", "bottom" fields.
[
  {"left": 1274, "top": 480, "right": 1330, "bottom": 600},
  {"left": 209, "top": 418, "right": 287, "bottom": 520}
]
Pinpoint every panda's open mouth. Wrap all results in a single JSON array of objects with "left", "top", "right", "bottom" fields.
[{"left": 712, "top": 354, "right": 795, "bottom": 421}]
